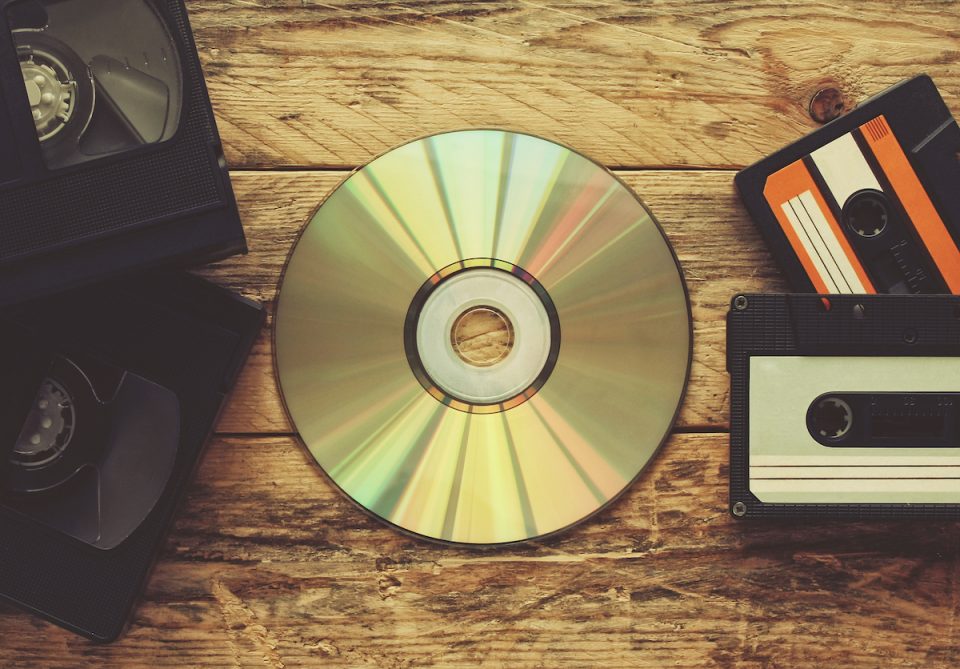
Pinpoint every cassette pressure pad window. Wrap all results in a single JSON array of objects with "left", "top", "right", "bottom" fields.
[{"left": 7, "top": 0, "right": 183, "bottom": 169}]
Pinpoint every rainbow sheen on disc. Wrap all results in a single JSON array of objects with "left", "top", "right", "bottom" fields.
[{"left": 275, "top": 130, "right": 691, "bottom": 545}]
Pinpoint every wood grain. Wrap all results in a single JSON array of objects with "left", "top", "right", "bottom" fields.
[
  {"left": 187, "top": 0, "right": 960, "bottom": 169},
  {"left": 4, "top": 0, "right": 960, "bottom": 664},
  {"left": 1, "top": 434, "right": 957, "bottom": 667}
]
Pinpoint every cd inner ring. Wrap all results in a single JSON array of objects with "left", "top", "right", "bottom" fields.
[{"left": 404, "top": 260, "right": 561, "bottom": 414}]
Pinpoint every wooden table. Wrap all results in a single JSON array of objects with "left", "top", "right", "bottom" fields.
[{"left": 3, "top": 1, "right": 959, "bottom": 666}]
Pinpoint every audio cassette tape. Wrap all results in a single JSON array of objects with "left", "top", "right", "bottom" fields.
[
  {"left": 0, "top": 272, "right": 264, "bottom": 641},
  {"left": 0, "top": 0, "right": 246, "bottom": 306},
  {"left": 728, "top": 293, "right": 960, "bottom": 518},
  {"left": 736, "top": 75, "right": 960, "bottom": 295}
]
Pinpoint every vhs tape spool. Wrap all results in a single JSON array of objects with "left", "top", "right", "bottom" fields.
[
  {"left": 0, "top": 0, "right": 246, "bottom": 306},
  {"left": 728, "top": 293, "right": 960, "bottom": 518},
  {"left": 736, "top": 75, "right": 960, "bottom": 295},
  {"left": 0, "top": 273, "right": 264, "bottom": 641}
]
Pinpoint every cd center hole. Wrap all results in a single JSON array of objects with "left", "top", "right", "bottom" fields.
[{"left": 451, "top": 306, "right": 514, "bottom": 367}]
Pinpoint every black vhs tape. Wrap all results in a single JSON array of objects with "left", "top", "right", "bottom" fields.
[
  {"left": 0, "top": 0, "right": 245, "bottom": 306},
  {"left": 728, "top": 293, "right": 960, "bottom": 519},
  {"left": 736, "top": 75, "right": 960, "bottom": 295},
  {"left": 0, "top": 272, "right": 264, "bottom": 641}
]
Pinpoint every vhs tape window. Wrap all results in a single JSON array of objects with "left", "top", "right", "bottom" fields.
[{"left": 7, "top": 0, "right": 183, "bottom": 169}]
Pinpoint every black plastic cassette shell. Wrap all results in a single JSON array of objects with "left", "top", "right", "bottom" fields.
[
  {"left": 735, "top": 75, "right": 960, "bottom": 294},
  {"left": 727, "top": 293, "right": 960, "bottom": 519},
  {"left": 0, "top": 272, "right": 264, "bottom": 641},
  {"left": 0, "top": 0, "right": 247, "bottom": 306}
]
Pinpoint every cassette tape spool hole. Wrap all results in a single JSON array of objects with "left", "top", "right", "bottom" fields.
[
  {"left": 807, "top": 395, "right": 853, "bottom": 441},
  {"left": 843, "top": 190, "right": 890, "bottom": 239}
]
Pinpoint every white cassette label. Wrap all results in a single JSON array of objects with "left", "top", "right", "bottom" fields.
[{"left": 749, "top": 356, "right": 960, "bottom": 504}]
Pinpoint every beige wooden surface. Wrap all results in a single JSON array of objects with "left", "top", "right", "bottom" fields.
[{"left": 1, "top": 1, "right": 959, "bottom": 666}]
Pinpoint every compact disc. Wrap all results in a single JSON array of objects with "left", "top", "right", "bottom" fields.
[{"left": 275, "top": 130, "right": 691, "bottom": 545}]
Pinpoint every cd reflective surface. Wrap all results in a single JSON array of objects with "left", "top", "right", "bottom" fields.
[{"left": 275, "top": 130, "right": 691, "bottom": 545}]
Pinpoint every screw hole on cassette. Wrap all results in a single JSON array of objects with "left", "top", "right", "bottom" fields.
[
  {"left": 732, "top": 501, "right": 747, "bottom": 517},
  {"left": 903, "top": 328, "right": 918, "bottom": 344},
  {"left": 733, "top": 295, "right": 748, "bottom": 311},
  {"left": 853, "top": 303, "right": 865, "bottom": 319}
]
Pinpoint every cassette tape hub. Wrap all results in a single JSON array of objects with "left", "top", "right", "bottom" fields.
[
  {"left": 728, "top": 293, "right": 960, "bottom": 518},
  {"left": 0, "top": 0, "right": 246, "bottom": 306}
]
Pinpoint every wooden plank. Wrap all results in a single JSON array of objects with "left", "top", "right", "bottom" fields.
[
  {"left": 1, "top": 434, "right": 956, "bottom": 667},
  {"left": 6, "top": 1, "right": 958, "bottom": 664},
  {"left": 188, "top": 0, "right": 960, "bottom": 169},
  {"left": 203, "top": 169, "right": 785, "bottom": 434}
]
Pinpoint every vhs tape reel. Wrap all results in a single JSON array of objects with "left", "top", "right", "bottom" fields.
[
  {"left": 8, "top": 0, "right": 182, "bottom": 169},
  {"left": 728, "top": 293, "right": 960, "bottom": 518},
  {"left": 0, "top": 0, "right": 247, "bottom": 306},
  {"left": 6, "top": 353, "right": 180, "bottom": 550},
  {"left": 0, "top": 273, "right": 264, "bottom": 641}
]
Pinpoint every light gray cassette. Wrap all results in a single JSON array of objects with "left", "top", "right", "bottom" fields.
[{"left": 728, "top": 293, "right": 960, "bottom": 518}]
